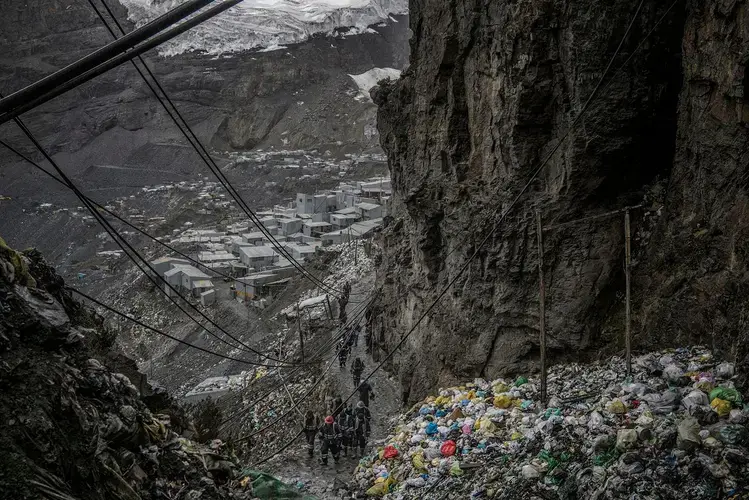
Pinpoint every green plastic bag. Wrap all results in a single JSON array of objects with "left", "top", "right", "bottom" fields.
[
  {"left": 240, "top": 469, "right": 317, "bottom": 499},
  {"left": 709, "top": 387, "right": 743, "bottom": 407},
  {"left": 450, "top": 461, "right": 464, "bottom": 477},
  {"left": 514, "top": 376, "right": 529, "bottom": 387}
]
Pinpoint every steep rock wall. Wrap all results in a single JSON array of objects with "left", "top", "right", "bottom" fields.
[{"left": 371, "top": 0, "right": 749, "bottom": 403}]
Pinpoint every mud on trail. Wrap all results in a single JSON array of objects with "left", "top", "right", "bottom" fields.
[{"left": 265, "top": 271, "right": 401, "bottom": 499}]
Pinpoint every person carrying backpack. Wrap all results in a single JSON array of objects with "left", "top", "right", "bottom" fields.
[
  {"left": 351, "top": 357, "right": 365, "bottom": 388},
  {"left": 337, "top": 405, "right": 355, "bottom": 457},
  {"left": 357, "top": 380, "right": 375, "bottom": 408},
  {"left": 353, "top": 401, "right": 371, "bottom": 457},
  {"left": 302, "top": 410, "right": 320, "bottom": 458},
  {"left": 318, "top": 415, "right": 342, "bottom": 465},
  {"left": 338, "top": 341, "right": 349, "bottom": 370}
]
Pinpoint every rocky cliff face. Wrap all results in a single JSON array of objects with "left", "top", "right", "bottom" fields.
[
  {"left": 371, "top": 0, "right": 749, "bottom": 402},
  {"left": 0, "top": 238, "right": 258, "bottom": 499}
]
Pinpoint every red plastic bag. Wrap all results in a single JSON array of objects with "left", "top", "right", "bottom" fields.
[
  {"left": 440, "top": 440, "right": 457, "bottom": 457},
  {"left": 383, "top": 444, "right": 399, "bottom": 459}
]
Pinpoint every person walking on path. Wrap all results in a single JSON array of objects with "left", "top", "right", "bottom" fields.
[
  {"left": 351, "top": 357, "right": 365, "bottom": 388},
  {"left": 338, "top": 341, "right": 349, "bottom": 369},
  {"left": 302, "top": 410, "right": 320, "bottom": 458},
  {"left": 357, "top": 380, "right": 375, "bottom": 408},
  {"left": 353, "top": 401, "right": 371, "bottom": 457},
  {"left": 318, "top": 415, "right": 342, "bottom": 465},
  {"left": 337, "top": 405, "right": 355, "bottom": 457},
  {"left": 330, "top": 395, "right": 344, "bottom": 419}
]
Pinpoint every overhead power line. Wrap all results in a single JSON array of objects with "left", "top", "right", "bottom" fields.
[
  {"left": 0, "top": 0, "right": 244, "bottom": 124},
  {"left": 84, "top": 0, "right": 344, "bottom": 299},
  {"left": 3, "top": 107, "right": 299, "bottom": 367},
  {"left": 249, "top": 0, "right": 657, "bottom": 465},
  {"left": 0, "top": 0, "right": 216, "bottom": 115},
  {"left": 68, "top": 286, "right": 286, "bottom": 367}
]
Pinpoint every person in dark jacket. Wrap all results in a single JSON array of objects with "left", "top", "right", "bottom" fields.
[
  {"left": 351, "top": 357, "right": 365, "bottom": 388},
  {"left": 330, "top": 395, "right": 344, "bottom": 419},
  {"left": 318, "top": 415, "right": 342, "bottom": 465},
  {"left": 357, "top": 381, "right": 375, "bottom": 408},
  {"left": 337, "top": 405, "right": 355, "bottom": 457},
  {"left": 338, "top": 341, "right": 349, "bottom": 369},
  {"left": 353, "top": 401, "right": 371, "bottom": 457},
  {"left": 302, "top": 410, "right": 320, "bottom": 457}
]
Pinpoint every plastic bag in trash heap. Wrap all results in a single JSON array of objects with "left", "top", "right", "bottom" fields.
[
  {"left": 711, "top": 398, "right": 732, "bottom": 417},
  {"left": 682, "top": 390, "right": 710, "bottom": 414},
  {"left": 449, "top": 461, "right": 463, "bottom": 477},
  {"left": 383, "top": 445, "right": 399, "bottom": 459},
  {"left": 709, "top": 387, "right": 743, "bottom": 407},
  {"left": 663, "top": 364, "right": 684, "bottom": 382},
  {"left": 676, "top": 417, "right": 700, "bottom": 451},
  {"left": 715, "top": 362, "right": 735, "bottom": 379},
  {"left": 642, "top": 390, "right": 679, "bottom": 414},
  {"left": 440, "top": 440, "right": 457, "bottom": 457}
]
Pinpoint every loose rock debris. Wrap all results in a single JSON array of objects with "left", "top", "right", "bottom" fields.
[{"left": 353, "top": 347, "right": 749, "bottom": 499}]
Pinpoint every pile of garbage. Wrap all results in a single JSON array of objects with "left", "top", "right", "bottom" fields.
[
  {"left": 0, "top": 239, "right": 306, "bottom": 499},
  {"left": 353, "top": 347, "right": 749, "bottom": 498}
]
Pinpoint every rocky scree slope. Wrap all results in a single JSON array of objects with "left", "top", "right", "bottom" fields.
[
  {"left": 0, "top": 239, "right": 253, "bottom": 500},
  {"left": 370, "top": 0, "right": 749, "bottom": 403}
]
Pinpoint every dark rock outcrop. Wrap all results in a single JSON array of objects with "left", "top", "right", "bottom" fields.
[
  {"left": 0, "top": 238, "right": 250, "bottom": 499},
  {"left": 371, "top": 0, "right": 749, "bottom": 402}
]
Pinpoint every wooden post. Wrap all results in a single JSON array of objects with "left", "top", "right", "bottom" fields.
[
  {"left": 624, "top": 209, "right": 632, "bottom": 377},
  {"left": 325, "top": 295, "right": 333, "bottom": 321},
  {"left": 297, "top": 301, "right": 304, "bottom": 362},
  {"left": 535, "top": 210, "right": 547, "bottom": 406}
]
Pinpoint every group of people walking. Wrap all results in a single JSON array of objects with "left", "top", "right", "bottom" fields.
[{"left": 302, "top": 321, "right": 378, "bottom": 465}]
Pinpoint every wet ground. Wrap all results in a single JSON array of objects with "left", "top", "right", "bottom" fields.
[{"left": 266, "top": 271, "right": 401, "bottom": 498}]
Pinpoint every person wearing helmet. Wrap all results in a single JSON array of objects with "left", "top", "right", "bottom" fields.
[
  {"left": 353, "top": 400, "right": 372, "bottom": 457},
  {"left": 302, "top": 410, "right": 320, "bottom": 458},
  {"left": 318, "top": 415, "right": 342, "bottom": 465}
]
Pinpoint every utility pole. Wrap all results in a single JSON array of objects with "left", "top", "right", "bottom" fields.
[
  {"left": 624, "top": 208, "right": 632, "bottom": 377},
  {"left": 297, "top": 300, "right": 304, "bottom": 363},
  {"left": 325, "top": 295, "right": 333, "bottom": 321},
  {"left": 535, "top": 210, "right": 547, "bottom": 406}
]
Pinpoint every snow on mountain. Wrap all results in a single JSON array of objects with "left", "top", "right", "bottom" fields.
[
  {"left": 348, "top": 67, "right": 401, "bottom": 101},
  {"left": 118, "top": 0, "right": 408, "bottom": 56}
]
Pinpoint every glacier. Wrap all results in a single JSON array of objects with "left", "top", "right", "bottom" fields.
[{"left": 117, "top": 0, "right": 409, "bottom": 56}]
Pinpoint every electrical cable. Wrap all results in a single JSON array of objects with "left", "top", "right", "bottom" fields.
[
  {"left": 0, "top": 137, "right": 275, "bottom": 289},
  {"left": 67, "top": 286, "right": 292, "bottom": 367},
  {"left": 247, "top": 0, "right": 656, "bottom": 464},
  {"left": 0, "top": 0, "right": 244, "bottom": 124},
  {"left": 438, "top": 0, "right": 675, "bottom": 262},
  {"left": 4, "top": 108, "right": 300, "bottom": 367},
  {"left": 0, "top": 0, "right": 217, "bottom": 116},
  {"left": 82, "top": 0, "right": 343, "bottom": 300},
  {"left": 218, "top": 294, "right": 374, "bottom": 428}
]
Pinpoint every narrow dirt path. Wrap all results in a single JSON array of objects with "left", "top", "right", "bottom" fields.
[{"left": 268, "top": 271, "right": 401, "bottom": 498}]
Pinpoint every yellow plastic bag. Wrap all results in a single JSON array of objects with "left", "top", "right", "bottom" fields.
[
  {"left": 711, "top": 397, "right": 731, "bottom": 417},
  {"left": 467, "top": 390, "right": 476, "bottom": 400},
  {"left": 493, "top": 383, "right": 509, "bottom": 394},
  {"left": 412, "top": 452, "right": 427, "bottom": 472},
  {"left": 606, "top": 400, "right": 626, "bottom": 414},
  {"left": 510, "top": 431, "right": 523, "bottom": 441},
  {"left": 478, "top": 418, "right": 497, "bottom": 436},
  {"left": 494, "top": 395, "right": 513, "bottom": 409},
  {"left": 366, "top": 482, "right": 388, "bottom": 497},
  {"left": 435, "top": 396, "right": 451, "bottom": 407}
]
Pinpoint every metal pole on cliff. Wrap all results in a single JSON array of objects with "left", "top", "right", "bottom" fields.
[
  {"left": 624, "top": 209, "right": 632, "bottom": 377},
  {"left": 536, "top": 210, "right": 547, "bottom": 406},
  {"left": 297, "top": 300, "right": 304, "bottom": 363}
]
